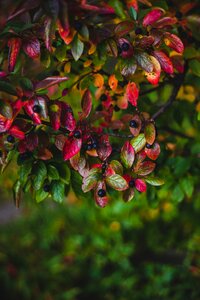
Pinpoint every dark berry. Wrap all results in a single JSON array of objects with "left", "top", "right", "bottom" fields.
[
  {"left": 52, "top": 70, "right": 60, "bottom": 76},
  {"left": 7, "top": 135, "right": 15, "bottom": 143},
  {"left": 43, "top": 184, "right": 50, "bottom": 193},
  {"left": 74, "top": 130, "right": 81, "bottom": 139},
  {"left": 129, "top": 120, "right": 138, "bottom": 128},
  {"left": 21, "top": 96, "right": 27, "bottom": 102},
  {"left": 135, "top": 27, "right": 143, "bottom": 35},
  {"left": 98, "top": 189, "right": 106, "bottom": 197},
  {"left": 96, "top": 104, "right": 103, "bottom": 111},
  {"left": 114, "top": 105, "right": 120, "bottom": 112},
  {"left": 119, "top": 81, "right": 127, "bottom": 88},
  {"left": 92, "top": 142, "right": 98, "bottom": 149},
  {"left": 33, "top": 105, "right": 41, "bottom": 113},
  {"left": 175, "top": 11, "right": 183, "bottom": 19},
  {"left": 102, "top": 162, "right": 107, "bottom": 173},
  {"left": 86, "top": 144, "right": 93, "bottom": 151},
  {"left": 146, "top": 143, "right": 152, "bottom": 149},
  {"left": 74, "top": 21, "right": 82, "bottom": 31},
  {"left": 121, "top": 42, "right": 130, "bottom": 52},
  {"left": 0, "top": 150, "right": 2, "bottom": 157},
  {"left": 118, "top": 47, "right": 122, "bottom": 55},
  {"left": 100, "top": 94, "right": 107, "bottom": 101},
  {"left": 129, "top": 180, "right": 135, "bottom": 188}
]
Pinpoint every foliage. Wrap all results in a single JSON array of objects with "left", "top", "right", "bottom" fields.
[{"left": 0, "top": 0, "right": 199, "bottom": 206}]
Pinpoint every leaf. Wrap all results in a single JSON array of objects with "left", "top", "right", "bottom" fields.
[
  {"left": 109, "top": 160, "right": 123, "bottom": 175},
  {"left": 129, "top": 114, "right": 142, "bottom": 136},
  {"left": 145, "top": 55, "right": 161, "bottom": 85},
  {"left": 63, "top": 138, "right": 82, "bottom": 160},
  {"left": 135, "top": 52, "right": 153, "bottom": 73},
  {"left": 114, "top": 21, "right": 134, "bottom": 37},
  {"left": 145, "top": 142, "right": 160, "bottom": 160},
  {"left": 61, "top": 103, "right": 76, "bottom": 131},
  {"left": 51, "top": 180, "right": 65, "bottom": 203},
  {"left": 8, "top": 37, "right": 22, "bottom": 72},
  {"left": 43, "top": 0, "right": 59, "bottom": 19},
  {"left": 189, "top": 59, "right": 200, "bottom": 77},
  {"left": 55, "top": 134, "right": 66, "bottom": 151},
  {"left": 164, "top": 33, "right": 184, "bottom": 54},
  {"left": 19, "top": 161, "right": 33, "bottom": 184},
  {"left": 35, "top": 188, "right": 49, "bottom": 203},
  {"left": 97, "top": 135, "right": 112, "bottom": 161},
  {"left": 23, "top": 38, "right": 40, "bottom": 59},
  {"left": 144, "top": 123, "right": 156, "bottom": 145},
  {"left": 135, "top": 179, "right": 147, "bottom": 192},
  {"left": 71, "top": 170, "right": 92, "bottom": 200},
  {"left": 13, "top": 180, "right": 22, "bottom": 208},
  {"left": 129, "top": 7, "right": 137, "bottom": 20},
  {"left": 81, "top": 89, "right": 92, "bottom": 118},
  {"left": 145, "top": 176, "right": 164, "bottom": 186},
  {"left": 108, "top": 74, "right": 118, "bottom": 91},
  {"left": 58, "top": 164, "right": 71, "bottom": 184},
  {"left": 172, "top": 185, "right": 184, "bottom": 203},
  {"left": 35, "top": 76, "right": 69, "bottom": 90},
  {"left": 142, "top": 8, "right": 164, "bottom": 27},
  {"left": 180, "top": 176, "right": 194, "bottom": 198},
  {"left": 0, "top": 102, "right": 13, "bottom": 119},
  {"left": 106, "top": 174, "right": 128, "bottom": 191},
  {"left": 106, "top": 39, "right": 118, "bottom": 57},
  {"left": 0, "top": 81, "right": 17, "bottom": 95},
  {"left": 32, "top": 161, "right": 47, "bottom": 191},
  {"left": 126, "top": 81, "right": 139, "bottom": 107},
  {"left": 47, "top": 164, "right": 60, "bottom": 180},
  {"left": 71, "top": 35, "right": 84, "bottom": 61},
  {"left": 109, "top": 0, "right": 126, "bottom": 19},
  {"left": 130, "top": 133, "right": 146, "bottom": 153},
  {"left": 153, "top": 50, "right": 173, "bottom": 74},
  {"left": 82, "top": 168, "right": 101, "bottom": 193},
  {"left": 94, "top": 181, "right": 108, "bottom": 207},
  {"left": 136, "top": 161, "right": 156, "bottom": 176},
  {"left": 123, "top": 188, "right": 134, "bottom": 202},
  {"left": 120, "top": 141, "right": 135, "bottom": 169}
]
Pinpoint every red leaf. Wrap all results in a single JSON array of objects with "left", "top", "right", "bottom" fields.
[
  {"left": 49, "top": 101, "right": 62, "bottom": 130},
  {"left": 126, "top": 82, "right": 139, "bottom": 107},
  {"left": 145, "top": 56, "right": 161, "bottom": 85},
  {"left": 44, "top": 17, "right": 53, "bottom": 51},
  {"left": 26, "top": 132, "right": 38, "bottom": 151},
  {"left": 121, "top": 141, "right": 135, "bottom": 168},
  {"left": 8, "top": 38, "right": 22, "bottom": 72},
  {"left": 129, "top": 114, "right": 142, "bottom": 136},
  {"left": 135, "top": 179, "right": 147, "bottom": 192},
  {"left": 153, "top": 17, "right": 177, "bottom": 28},
  {"left": 135, "top": 161, "right": 156, "bottom": 176},
  {"left": 8, "top": 125, "right": 25, "bottom": 140},
  {"left": 144, "top": 122, "right": 156, "bottom": 145},
  {"left": 97, "top": 135, "right": 112, "bottom": 161},
  {"left": 55, "top": 134, "right": 67, "bottom": 151},
  {"left": 37, "top": 148, "right": 53, "bottom": 160},
  {"left": 0, "top": 115, "right": 12, "bottom": 133},
  {"left": 61, "top": 103, "right": 76, "bottom": 132},
  {"left": 23, "top": 38, "right": 40, "bottom": 59},
  {"left": 153, "top": 50, "right": 173, "bottom": 74},
  {"left": 63, "top": 137, "right": 82, "bottom": 160},
  {"left": 114, "top": 21, "right": 134, "bottom": 37},
  {"left": 145, "top": 142, "right": 160, "bottom": 160},
  {"left": 81, "top": 89, "right": 92, "bottom": 118},
  {"left": 35, "top": 76, "right": 69, "bottom": 91},
  {"left": 164, "top": 33, "right": 184, "bottom": 53},
  {"left": 142, "top": 8, "right": 164, "bottom": 27}
]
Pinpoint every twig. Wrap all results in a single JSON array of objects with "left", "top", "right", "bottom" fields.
[{"left": 159, "top": 126, "right": 194, "bottom": 140}]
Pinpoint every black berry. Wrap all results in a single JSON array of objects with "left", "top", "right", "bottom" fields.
[
  {"left": 98, "top": 189, "right": 106, "bottom": 197},
  {"left": 129, "top": 180, "right": 135, "bottom": 188},
  {"left": 102, "top": 162, "right": 107, "bottom": 173},
  {"left": 33, "top": 105, "right": 41, "bottom": 113},
  {"left": 86, "top": 144, "right": 93, "bottom": 151},
  {"left": 7, "top": 135, "right": 15, "bottom": 143},
  {"left": 129, "top": 120, "right": 138, "bottom": 128},
  {"left": 0, "top": 150, "right": 2, "bottom": 157},
  {"left": 146, "top": 143, "right": 152, "bottom": 149},
  {"left": 175, "top": 11, "right": 183, "bottom": 19},
  {"left": 135, "top": 27, "right": 143, "bottom": 35},
  {"left": 114, "top": 105, "right": 120, "bottom": 112},
  {"left": 100, "top": 94, "right": 107, "bottom": 101},
  {"left": 74, "top": 21, "right": 82, "bottom": 31},
  {"left": 121, "top": 42, "right": 130, "bottom": 52},
  {"left": 74, "top": 130, "right": 81, "bottom": 139},
  {"left": 43, "top": 184, "right": 50, "bottom": 193},
  {"left": 118, "top": 47, "right": 122, "bottom": 55},
  {"left": 92, "top": 142, "right": 98, "bottom": 149},
  {"left": 96, "top": 104, "right": 103, "bottom": 111}
]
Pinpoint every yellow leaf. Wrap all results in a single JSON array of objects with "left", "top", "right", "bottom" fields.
[
  {"left": 108, "top": 74, "right": 118, "bottom": 91},
  {"left": 84, "top": 60, "right": 92, "bottom": 67},
  {"left": 88, "top": 43, "right": 96, "bottom": 55},
  {"left": 93, "top": 73, "right": 104, "bottom": 88},
  {"left": 64, "top": 62, "right": 71, "bottom": 73}
]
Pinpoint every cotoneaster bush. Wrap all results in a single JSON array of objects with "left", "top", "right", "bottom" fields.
[{"left": 0, "top": 0, "right": 199, "bottom": 206}]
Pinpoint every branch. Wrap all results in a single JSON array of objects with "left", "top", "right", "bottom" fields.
[
  {"left": 159, "top": 126, "right": 194, "bottom": 140},
  {"left": 152, "top": 70, "right": 186, "bottom": 120}
]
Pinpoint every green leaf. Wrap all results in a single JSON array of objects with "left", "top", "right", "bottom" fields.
[
  {"left": 54, "top": 45, "right": 67, "bottom": 62},
  {"left": 120, "top": 141, "right": 135, "bottom": 169},
  {"left": 35, "top": 188, "right": 49, "bottom": 203},
  {"left": 19, "top": 161, "right": 33, "bottom": 184},
  {"left": 189, "top": 59, "right": 200, "bottom": 77},
  {"left": 110, "top": 160, "right": 123, "bottom": 175},
  {"left": 0, "top": 102, "right": 13, "bottom": 119},
  {"left": 47, "top": 164, "right": 60, "bottom": 180},
  {"left": 13, "top": 180, "right": 22, "bottom": 207},
  {"left": 58, "top": 164, "right": 71, "bottom": 184},
  {"left": 82, "top": 168, "right": 102, "bottom": 193},
  {"left": 71, "top": 35, "right": 84, "bottom": 61},
  {"left": 0, "top": 81, "right": 17, "bottom": 95},
  {"left": 20, "top": 77, "right": 34, "bottom": 91},
  {"left": 106, "top": 174, "right": 128, "bottom": 191},
  {"left": 172, "top": 185, "right": 184, "bottom": 203},
  {"left": 130, "top": 133, "right": 146, "bottom": 153},
  {"left": 129, "top": 7, "right": 137, "bottom": 20},
  {"left": 145, "top": 176, "right": 165, "bottom": 186},
  {"left": 109, "top": 0, "right": 126, "bottom": 19},
  {"left": 180, "top": 176, "right": 194, "bottom": 198},
  {"left": 32, "top": 161, "right": 47, "bottom": 191},
  {"left": 51, "top": 180, "right": 65, "bottom": 203},
  {"left": 79, "top": 24, "right": 89, "bottom": 40},
  {"left": 71, "top": 170, "right": 92, "bottom": 200},
  {"left": 135, "top": 52, "right": 153, "bottom": 73}
]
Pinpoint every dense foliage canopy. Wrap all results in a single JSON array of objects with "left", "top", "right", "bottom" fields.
[{"left": 0, "top": 0, "right": 199, "bottom": 207}]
